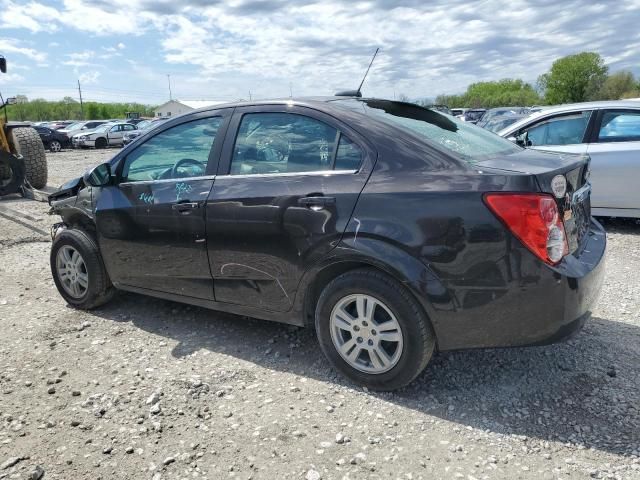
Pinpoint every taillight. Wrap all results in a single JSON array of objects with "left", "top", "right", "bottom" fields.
[{"left": 483, "top": 193, "right": 569, "bottom": 265}]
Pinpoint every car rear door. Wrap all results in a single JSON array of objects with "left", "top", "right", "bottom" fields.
[
  {"left": 205, "top": 105, "right": 375, "bottom": 312},
  {"left": 587, "top": 108, "right": 640, "bottom": 213},
  {"left": 95, "top": 110, "right": 231, "bottom": 299}
]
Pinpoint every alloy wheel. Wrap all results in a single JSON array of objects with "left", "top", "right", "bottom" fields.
[
  {"left": 330, "top": 294, "right": 403, "bottom": 374},
  {"left": 55, "top": 245, "right": 89, "bottom": 299},
  {"left": 50, "top": 140, "right": 62, "bottom": 152}
]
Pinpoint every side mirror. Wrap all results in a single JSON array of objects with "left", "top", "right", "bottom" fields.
[
  {"left": 84, "top": 162, "right": 112, "bottom": 187},
  {"left": 0, "top": 57, "right": 6, "bottom": 74},
  {"left": 507, "top": 136, "right": 517, "bottom": 143}
]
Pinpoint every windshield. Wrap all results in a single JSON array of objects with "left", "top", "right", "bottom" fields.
[
  {"left": 336, "top": 99, "right": 521, "bottom": 163},
  {"left": 64, "top": 122, "right": 83, "bottom": 130},
  {"left": 95, "top": 124, "right": 111, "bottom": 132}
]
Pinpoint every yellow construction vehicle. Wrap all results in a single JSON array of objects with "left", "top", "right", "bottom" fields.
[{"left": 0, "top": 55, "right": 48, "bottom": 197}]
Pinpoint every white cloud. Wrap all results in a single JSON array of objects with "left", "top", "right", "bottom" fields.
[
  {"left": 2, "top": 0, "right": 640, "bottom": 100},
  {"left": 0, "top": 38, "right": 46, "bottom": 62},
  {"left": 78, "top": 70, "right": 101, "bottom": 84},
  {"left": 0, "top": 0, "right": 59, "bottom": 33},
  {"left": 0, "top": 72, "right": 24, "bottom": 84},
  {"left": 63, "top": 50, "right": 95, "bottom": 67}
]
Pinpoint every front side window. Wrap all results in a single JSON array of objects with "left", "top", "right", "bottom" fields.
[
  {"left": 598, "top": 110, "right": 640, "bottom": 142},
  {"left": 522, "top": 112, "right": 591, "bottom": 146},
  {"left": 230, "top": 113, "right": 338, "bottom": 175},
  {"left": 122, "top": 117, "right": 222, "bottom": 182}
]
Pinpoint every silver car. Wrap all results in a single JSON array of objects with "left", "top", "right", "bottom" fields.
[
  {"left": 73, "top": 122, "right": 137, "bottom": 148},
  {"left": 499, "top": 100, "right": 640, "bottom": 218}
]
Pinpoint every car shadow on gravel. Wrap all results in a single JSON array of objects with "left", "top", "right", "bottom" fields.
[{"left": 91, "top": 293, "right": 640, "bottom": 457}]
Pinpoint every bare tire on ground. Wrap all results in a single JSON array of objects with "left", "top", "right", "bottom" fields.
[
  {"left": 0, "top": 153, "right": 26, "bottom": 196},
  {"left": 315, "top": 268, "right": 436, "bottom": 391},
  {"left": 8, "top": 127, "right": 47, "bottom": 189},
  {"left": 50, "top": 229, "right": 115, "bottom": 309}
]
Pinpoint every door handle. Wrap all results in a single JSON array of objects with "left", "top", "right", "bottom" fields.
[
  {"left": 172, "top": 201, "right": 200, "bottom": 212},
  {"left": 298, "top": 196, "right": 336, "bottom": 209}
]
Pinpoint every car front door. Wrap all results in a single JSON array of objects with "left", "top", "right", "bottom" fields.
[
  {"left": 587, "top": 109, "right": 640, "bottom": 213},
  {"left": 516, "top": 110, "right": 594, "bottom": 155},
  {"left": 107, "top": 125, "right": 124, "bottom": 146},
  {"left": 205, "top": 106, "right": 374, "bottom": 312},
  {"left": 95, "top": 110, "right": 230, "bottom": 299}
]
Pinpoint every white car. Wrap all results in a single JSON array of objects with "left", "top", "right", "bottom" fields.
[
  {"left": 73, "top": 122, "right": 137, "bottom": 148},
  {"left": 499, "top": 100, "right": 640, "bottom": 218}
]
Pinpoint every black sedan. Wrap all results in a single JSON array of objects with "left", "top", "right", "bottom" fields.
[
  {"left": 48, "top": 97, "right": 605, "bottom": 390},
  {"left": 34, "top": 125, "right": 70, "bottom": 152}
]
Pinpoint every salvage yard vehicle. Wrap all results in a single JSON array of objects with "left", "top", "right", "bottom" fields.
[
  {"left": 73, "top": 122, "right": 137, "bottom": 148},
  {"left": 0, "top": 55, "right": 48, "bottom": 194},
  {"left": 499, "top": 100, "right": 640, "bottom": 218},
  {"left": 49, "top": 97, "right": 605, "bottom": 390},
  {"left": 34, "top": 125, "right": 71, "bottom": 152}
]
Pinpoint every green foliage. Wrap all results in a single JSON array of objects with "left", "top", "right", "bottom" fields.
[
  {"left": 4, "top": 97, "right": 156, "bottom": 122},
  {"left": 435, "top": 79, "right": 541, "bottom": 108},
  {"left": 537, "top": 52, "right": 608, "bottom": 104},
  {"left": 593, "top": 71, "right": 639, "bottom": 100}
]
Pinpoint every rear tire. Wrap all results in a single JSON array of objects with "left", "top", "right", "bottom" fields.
[
  {"left": 50, "top": 229, "right": 115, "bottom": 309},
  {"left": 49, "top": 140, "right": 62, "bottom": 152},
  {"left": 315, "top": 268, "right": 436, "bottom": 391},
  {"left": 8, "top": 127, "right": 47, "bottom": 189}
]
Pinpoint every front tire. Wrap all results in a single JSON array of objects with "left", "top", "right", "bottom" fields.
[
  {"left": 50, "top": 229, "right": 115, "bottom": 309},
  {"left": 95, "top": 137, "right": 107, "bottom": 149},
  {"left": 8, "top": 127, "right": 47, "bottom": 188},
  {"left": 315, "top": 268, "right": 436, "bottom": 391}
]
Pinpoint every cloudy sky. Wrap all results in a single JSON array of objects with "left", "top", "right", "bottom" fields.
[{"left": 1, "top": 0, "right": 639, "bottom": 105}]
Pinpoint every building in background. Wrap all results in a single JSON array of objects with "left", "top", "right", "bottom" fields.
[{"left": 153, "top": 100, "right": 229, "bottom": 118}]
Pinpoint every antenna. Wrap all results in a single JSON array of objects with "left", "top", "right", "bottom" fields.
[{"left": 356, "top": 47, "right": 379, "bottom": 96}]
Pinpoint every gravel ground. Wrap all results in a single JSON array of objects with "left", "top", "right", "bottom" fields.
[{"left": 0, "top": 148, "right": 639, "bottom": 480}]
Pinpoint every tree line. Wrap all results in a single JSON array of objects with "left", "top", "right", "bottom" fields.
[
  {"left": 433, "top": 52, "right": 640, "bottom": 108},
  {"left": 3, "top": 96, "right": 156, "bottom": 122}
]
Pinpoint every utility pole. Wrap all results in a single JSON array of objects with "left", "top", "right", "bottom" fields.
[
  {"left": 289, "top": 82, "right": 293, "bottom": 98},
  {"left": 248, "top": 90, "right": 252, "bottom": 101},
  {"left": 167, "top": 74, "right": 172, "bottom": 100},
  {"left": 77, "top": 80, "right": 84, "bottom": 120}
]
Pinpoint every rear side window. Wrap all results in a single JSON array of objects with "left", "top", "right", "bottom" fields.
[
  {"left": 523, "top": 112, "right": 591, "bottom": 146},
  {"left": 230, "top": 113, "right": 338, "bottom": 175},
  {"left": 598, "top": 111, "right": 640, "bottom": 142},
  {"left": 335, "top": 135, "right": 363, "bottom": 171}
]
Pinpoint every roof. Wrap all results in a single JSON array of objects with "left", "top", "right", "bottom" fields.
[
  {"left": 178, "top": 100, "right": 230, "bottom": 109},
  {"left": 154, "top": 99, "right": 230, "bottom": 111}
]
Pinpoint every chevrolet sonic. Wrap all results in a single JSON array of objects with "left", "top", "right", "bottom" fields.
[{"left": 48, "top": 97, "right": 606, "bottom": 390}]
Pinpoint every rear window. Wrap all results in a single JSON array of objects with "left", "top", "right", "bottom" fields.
[{"left": 336, "top": 99, "right": 521, "bottom": 163}]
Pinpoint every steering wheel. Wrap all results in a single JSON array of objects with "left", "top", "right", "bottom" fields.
[{"left": 172, "top": 158, "right": 205, "bottom": 178}]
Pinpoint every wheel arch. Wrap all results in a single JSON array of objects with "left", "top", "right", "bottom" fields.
[
  {"left": 58, "top": 208, "right": 98, "bottom": 241},
  {"left": 298, "top": 238, "right": 455, "bottom": 346}
]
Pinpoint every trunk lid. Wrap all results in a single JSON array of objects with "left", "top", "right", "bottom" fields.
[{"left": 477, "top": 149, "right": 592, "bottom": 254}]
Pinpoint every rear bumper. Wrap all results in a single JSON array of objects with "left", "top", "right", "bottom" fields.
[{"left": 435, "top": 218, "right": 606, "bottom": 350}]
